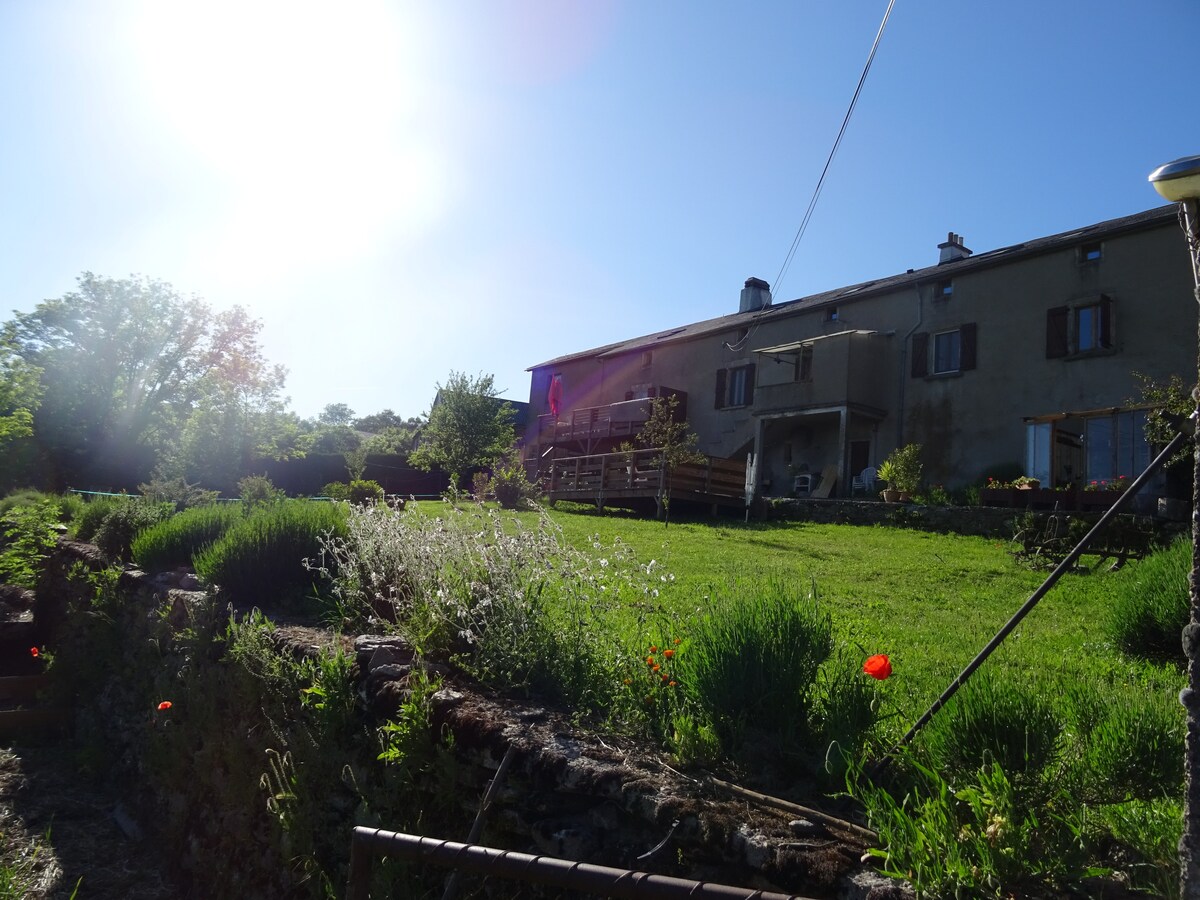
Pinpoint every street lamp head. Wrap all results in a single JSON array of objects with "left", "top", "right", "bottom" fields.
[{"left": 1149, "top": 154, "right": 1200, "bottom": 203}]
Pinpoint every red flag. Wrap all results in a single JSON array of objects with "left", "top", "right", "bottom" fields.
[{"left": 547, "top": 375, "right": 563, "bottom": 417}]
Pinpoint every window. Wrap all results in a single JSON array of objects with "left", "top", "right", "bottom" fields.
[
  {"left": 825, "top": 307, "right": 839, "bottom": 322},
  {"left": 1080, "top": 242, "right": 1102, "bottom": 263},
  {"left": 640, "top": 349, "right": 653, "bottom": 368},
  {"left": 714, "top": 363, "right": 756, "bottom": 408},
  {"left": 933, "top": 330, "right": 960, "bottom": 374},
  {"left": 1085, "top": 410, "right": 1149, "bottom": 483},
  {"left": 1046, "top": 295, "right": 1113, "bottom": 358},
  {"left": 935, "top": 279, "right": 953, "bottom": 300},
  {"left": 911, "top": 323, "right": 977, "bottom": 378},
  {"left": 794, "top": 346, "right": 813, "bottom": 382}
]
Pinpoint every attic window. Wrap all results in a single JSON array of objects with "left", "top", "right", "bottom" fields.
[
  {"left": 936, "top": 279, "right": 953, "bottom": 300},
  {"left": 825, "top": 307, "right": 839, "bottom": 322},
  {"left": 640, "top": 350, "right": 652, "bottom": 368},
  {"left": 1080, "top": 242, "right": 1102, "bottom": 263}
]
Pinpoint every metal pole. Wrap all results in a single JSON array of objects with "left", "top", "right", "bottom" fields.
[
  {"left": 347, "top": 827, "right": 817, "bottom": 900},
  {"left": 874, "top": 429, "right": 1188, "bottom": 773},
  {"left": 1179, "top": 196, "right": 1200, "bottom": 899}
]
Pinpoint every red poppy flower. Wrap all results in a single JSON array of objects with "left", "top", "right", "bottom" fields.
[
  {"left": 663, "top": 649, "right": 674, "bottom": 658},
  {"left": 863, "top": 654, "right": 892, "bottom": 680},
  {"left": 29, "top": 647, "right": 38, "bottom": 658},
  {"left": 157, "top": 701, "right": 173, "bottom": 711},
  {"left": 649, "top": 645, "right": 658, "bottom": 654},
  {"left": 646, "top": 655, "right": 656, "bottom": 666}
]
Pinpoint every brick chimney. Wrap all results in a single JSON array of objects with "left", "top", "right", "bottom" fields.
[
  {"left": 739, "top": 277, "right": 772, "bottom": 313},
  {"left": 938, "top": 232, "right": 972, "bottom": 264}
]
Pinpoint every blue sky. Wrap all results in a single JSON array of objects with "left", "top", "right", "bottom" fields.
[{"left": 2, "top": 0, "right": 1196, "bottom": 421}]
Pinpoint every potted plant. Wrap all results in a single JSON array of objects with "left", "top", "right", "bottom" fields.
[
  {"left": 879, "top": 443, "right": 923, "bottom": 502},
  {"left": 1013, "top": 475, "right": 1041, "bottom": 490},
  {"left": 876, "top": 459, "right": 901, "bottom": 502}
]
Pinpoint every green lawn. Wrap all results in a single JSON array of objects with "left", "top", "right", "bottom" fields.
[{"left": 506, "top": 505, "right": 1184, "bottom": 741}]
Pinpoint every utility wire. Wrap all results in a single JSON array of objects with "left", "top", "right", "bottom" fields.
[{"left": 727, "top": 0, "right": 897, "bottom": 353}]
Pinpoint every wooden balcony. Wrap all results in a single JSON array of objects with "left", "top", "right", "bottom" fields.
[
  {"left": 545, "top": 447, "right": 746, "bottom": 512},
  {"left": 536, "top": 390, "right": 688, "bottom": 454}
]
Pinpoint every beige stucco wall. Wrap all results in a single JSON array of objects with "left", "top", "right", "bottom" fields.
[{"left": 528, "top": 212, "right": 1196, "bottom": 494}]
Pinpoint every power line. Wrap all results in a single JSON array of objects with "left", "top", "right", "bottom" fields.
[{"left": 727, "top": 0, "right": 898, "bottom": 353}]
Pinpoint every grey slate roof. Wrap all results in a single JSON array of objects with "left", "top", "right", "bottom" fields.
[{"left": 527, "top": 205, "right": 1178, "bottom": 371}]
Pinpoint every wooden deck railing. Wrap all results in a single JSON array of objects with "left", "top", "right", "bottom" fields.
[
  {"left": 546, "top": 448, "right": 746, "bottom": 506},
  {"left": 537, "top": 398, "right": 652, "bottom": 444}
]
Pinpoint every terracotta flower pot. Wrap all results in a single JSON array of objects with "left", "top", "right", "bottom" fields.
[{"left": 881, "top": 488, "right": 902, "bottom": 503}]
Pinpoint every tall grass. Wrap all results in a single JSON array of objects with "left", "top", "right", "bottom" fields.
[
  {"left": 132, "top": 503, "right": 245, "bottom": 572},
  {"left": 1108, "top": 534, "right": 1189, "bottom": 664},
  {"left": 195, "top": 500, "right": 348, "bottom": 608}
]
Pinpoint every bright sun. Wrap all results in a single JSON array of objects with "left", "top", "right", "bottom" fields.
[{"left": 131, "top": 0, "right": 454, "bottom": 272}]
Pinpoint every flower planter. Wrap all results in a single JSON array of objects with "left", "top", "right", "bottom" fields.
[
  {"left": 880, "top": 488, "right": 903, "bottom": 503},
  {"left": 1079, "top": 491, "right": 1121, "bottom": 512},
  {"left": 980, "top": 488, "right": 1015, "bottom": 508}
]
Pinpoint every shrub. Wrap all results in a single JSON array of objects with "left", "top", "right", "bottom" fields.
[
  {"left": 194, "top": 500, "right": 349, "bottom": 608},
  {"left": 73, "top": 495, "right": 127, "bottom": 543},
  {"left": 57, "top": 491, "right": 86, "bottom": 525},
  {"left": 470, "top": 471, "right": 491, "bottom": 502},
  {"left": 313, "top": 504, "right": 651, "bottom": 715},
  {"left": 0, "top": 499, "right": 61, "bottom": 588},
  {"left": 238, "top": 474, "right": 284, "bottom": 508},
  {"left": 320, "top": 482, "right": 350, "bottom": 501},
  {"left": 138, "top": 476, "right": 220, "bottom": 511},
  {"left": 1108, "top": 534, "right": 1189, "bottom": 663},
  {"left": 491, "top": 453, "right": 539, "bottom": 510},
  {"left": 131, "top": 503, "right": 246, "bottom": 572},
  {"left": 92, "top": 497, "right": 175, "bottom": 562},
  {"left": 347, "top": 479, "right": 384, "bottom": 505},
  {"left": 0, "top": 488, "right": 58, "bottom": 519},
  {"left": 675, "top": 583, "right": 833, "bottom": 750},
  {"left": 918, "top": 668, "right": 1063, "bottom": 778}
]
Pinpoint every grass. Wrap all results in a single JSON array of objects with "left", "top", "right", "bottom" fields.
[{"left": 499, "top": 506, "right": 1183, "bottom": 733}]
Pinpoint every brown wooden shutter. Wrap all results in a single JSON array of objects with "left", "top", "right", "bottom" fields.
[
  {"left": 1099, "top": 295, "right": 1113, "bottom": 348},
  {"left": 911, "top": 332, "right": 929, "bottom": 378},
  {"left": 1046, "top": 307, "right": 1069, "bottom": 358},
  {"left": 714, "top": 368, "right": 727, "bottom": 409},
  {"left": 744, "top": 363, "right": 756, "bottom": 405},
  {"left": 959, "top": 322, "right": 977, "bottom": 371}
]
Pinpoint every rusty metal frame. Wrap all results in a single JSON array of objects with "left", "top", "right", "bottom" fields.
[{"left": 346, "top": 826, "right": 817, "bottom": 900}]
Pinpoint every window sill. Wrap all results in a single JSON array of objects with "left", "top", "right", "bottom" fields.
[
  {"left": 1062, "top": 347, "right": 1117, "bottom": 361},
  {"left": 925, "top": 370, "right": 963, "bottom": 380}
]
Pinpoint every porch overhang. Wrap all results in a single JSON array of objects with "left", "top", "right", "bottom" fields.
[
  {"left": 1023, "top": 403, "right": 1153, "bottom": 424},
  {"left": 752, "top": 329, "right": 877, "bottom": 358},
  {"left": 754, "top": 402, "right": 888, "bottom": 422}
]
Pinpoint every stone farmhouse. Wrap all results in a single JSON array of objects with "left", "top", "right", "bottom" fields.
[{"left": 525, "top": 205, "right": 1196, "bottom": 506}]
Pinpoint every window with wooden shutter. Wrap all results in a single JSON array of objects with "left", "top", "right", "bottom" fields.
[
  {"left": 959, "top": 322, "right": 977, "bottom": 371},
  {"left": 1098, "top": 295, "right": 1113, "bottom": 349},
  {"left": 911, "top": 332, "right": 929, "bottom": 378},
  {"left": 714, "top": 368, "right": 727, "bottom": 409},
  {"left": 743, "top": 363, "right": 756, "bottom": 405},
  {"left": 1046, "top": 307, "right": 1069, "bottom": 358}
]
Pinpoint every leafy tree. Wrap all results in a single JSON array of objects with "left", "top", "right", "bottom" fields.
[
  {"left": 318, "top": 402, "right": 355, "bottom": 427},
  {"left": 6, "top": 273, "right": 286, "bottom": 488},
  {"left": 0, "top": 336, "right": 41, "bottom": 447},
  {"left": 638, "top": 393, "right": 704, "bottom": 525},
  {"left": 353, "top": 409, "right": 419, "bottom": 433},
  {"left": 1132, "top": 371, "right": 1194, "bottom": 469},
  {"left": 410, "top": 372, "right": 515, "bottom": 488}
]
